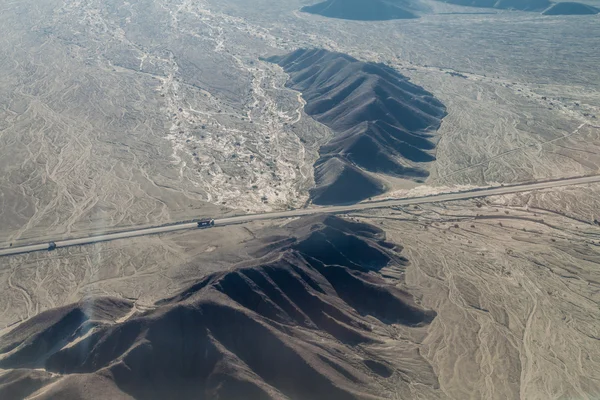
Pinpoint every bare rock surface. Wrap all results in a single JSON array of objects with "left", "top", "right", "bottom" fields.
[
  {"left": 542, "top": 2, "right": 600, "bottom": 15},
  {"left": 301, "top": 0, "right": 421, "bottom": 21},
  {"left": 268, "top": 49, "right": 446, "bottom": 204},
  {"left": 0, "top": 216, "right": 435, "bottom": 400},
  {"left": 436, "top": 0, "right": 552, "bottom": 11}
]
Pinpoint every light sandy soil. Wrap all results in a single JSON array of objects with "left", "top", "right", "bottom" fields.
[
  {"left": 355, "top": 197, "right": 600, "bottom": 399},
  {"left": 0, "top": 0, "right": 328, "bottom": 247},
  {"left": 2, "top": 0, "right": 599, "bottom": 246}
]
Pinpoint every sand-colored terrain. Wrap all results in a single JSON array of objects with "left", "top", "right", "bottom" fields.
[
  {"left": 1, "top": 0, "right": 600, "bottom": 398},
  {"left": 373, "top": 199, "right": 600, "bottom": 399},
  {"left": 2, "top": 0, "right": 600, "bottom": 245}
]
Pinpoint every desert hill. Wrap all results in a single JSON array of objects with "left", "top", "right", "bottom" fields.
[
  {"left": 310, "top": 157, "right": 387, "bottom": 205},
  {"left": 542, "top": 2, "right": 600, "bottom": 14},
  {"left": 0, "top": 216, "right": 436, "bottom": 400},
  {"left": 301, "top": 0, "right": 420, "bottom": 21},
  {"left": 437, "top": 0, "right": 552, "bottom": 11},
  {"left": 267, "top": 49, "right": 446, "bottom": 205},
  {"left": 0, "top": 297, "right": 134, "bottom": 370}
]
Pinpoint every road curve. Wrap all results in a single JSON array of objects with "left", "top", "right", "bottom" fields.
[{"left": 2, "top": 174, "right": 600, "bottom": 257}]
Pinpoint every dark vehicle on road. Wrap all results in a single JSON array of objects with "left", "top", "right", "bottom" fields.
[
  {"left": 197, "top": 218, "right": 215, "bottom": 228},
  {"left": 48, "top": 242, "right": 57, "bottom": 251}
]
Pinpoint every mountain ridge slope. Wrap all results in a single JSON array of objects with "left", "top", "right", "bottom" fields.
[
  {"left": 267, "top": 49, "right": 446, "bottom": 205},
  {"left": 0, "top": 216, "right": 437, "bottom": 400}
]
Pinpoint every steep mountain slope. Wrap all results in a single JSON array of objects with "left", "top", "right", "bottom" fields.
[
  {"left": 267, "top": 49, "right": 446, "bottom": 205},
  {"left": 437, "top": 0, "right": 552, "bottom": 11},
  {"left": 0, "top": 298, "right": 134, "bottom": 370},
  {"left": 542, "top": 2, "right": 600, "bottom": 14},
  {"left": 301, "top": 0, "right": 419, "bottom": 20},
  {"left": 311, "top": 157, "right": 387, "bottom": 205},
  {"left": 0, "top": 370, "right": 58, "bottom": 400},
  {"left": 0, "top": 216, "right": 436, "bottom": 400}
]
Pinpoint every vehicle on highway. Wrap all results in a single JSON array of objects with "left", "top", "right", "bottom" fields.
[
  {"left": 197, "top": 218, "right": 215, "bottom": 228},
  {"left": 48, "top": 242, "right": 57, "bottom": 251}
]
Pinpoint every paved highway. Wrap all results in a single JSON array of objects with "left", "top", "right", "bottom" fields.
[{"left": 2, "top": 174, "right": 600, "bottom": 257}]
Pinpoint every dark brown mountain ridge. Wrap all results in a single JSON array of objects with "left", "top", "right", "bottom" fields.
[
  {"left": 301, "top": 0, "right": 423, "bottom": 21},
  {"left": 267, "top": 49, "right": 447, "bottom": 205},
  {"left": 0, "top": 216, "right": 437, "bottom": 400}
]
